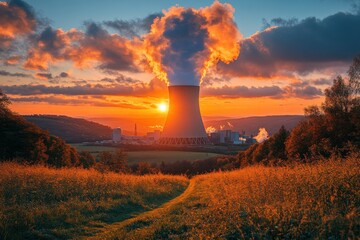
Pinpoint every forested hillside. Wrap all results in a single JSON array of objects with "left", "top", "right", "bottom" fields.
[
  {"left": 0, "top": 93, "right": 92, "bottom": 168},
  {"left": 24, "top": 115, "right": 112, "bottom": 143}
]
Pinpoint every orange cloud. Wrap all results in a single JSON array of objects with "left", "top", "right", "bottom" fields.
[
  {"left": 24, "top": 28, "right": 82, "bottom": 70},
  {"left": 0, "top": 0, "right": 36, "bottom": 49},
  {"left": 142, "top": 1, "right": 241, "bottom": 85},
  {"left": 24, "top": 24, "right": 140, "bottom": 72},
  {"left": 35, "top": 72, "right": 52, "bottom": 80},
  {"left": 69, "top": 23, "right": 139, "bottom": 71},
  {"left": 4, "top": 55, "right": 21, "bottom": 65},
  {"left": 219, "top": 12, "right": 360, "bottom": 79}
]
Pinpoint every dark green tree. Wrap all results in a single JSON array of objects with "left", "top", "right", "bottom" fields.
[
  {"left": 0, "top": 90, "right": 10, "bottom": 113},
  {"left": 268, "top": 125, "right": 290, "bottom": 160},
  {"left": 97, "top": 150, "right": 128, "bottom": 173}
]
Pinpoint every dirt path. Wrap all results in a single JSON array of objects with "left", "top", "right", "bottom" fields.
[{"left": 83, "top": 180, "right": 195, "bottom": 239}]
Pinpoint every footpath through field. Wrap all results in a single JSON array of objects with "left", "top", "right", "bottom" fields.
[{"left": 83, "top": 179, "right": 196, "bottom": 240}]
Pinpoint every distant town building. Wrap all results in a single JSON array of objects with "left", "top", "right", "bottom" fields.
[
  {"left": 112, "top": 128, "right": 122, "bottom": 142},
  {"left": 219, "top": 130, "right": 232, "bottom": 144},
  {"left": 210, "top": 132, "right": 220, "bottom": 144},
  {"left": 231, "top": 132, "right": 240, "bottom": 144},
  {"left": 209, "top": 130, "right": 254, "bottom": 145},
  {"left": 146, "top": 130, "right": 162, "bottom": 141}
]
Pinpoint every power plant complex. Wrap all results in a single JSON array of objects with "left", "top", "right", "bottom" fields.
[{"left": 159, "top": 85, "right": 210, "bottom": 145}]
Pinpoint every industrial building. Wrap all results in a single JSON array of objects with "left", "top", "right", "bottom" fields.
[
  {"left": 112, "top": 128, "right": 122, "bottom": 142},
  {"left": 210, "top": 130, "right": 255, "bottom": 145},
  {"left": 146, "top": 130, "right": 161, "bottom": 141}
]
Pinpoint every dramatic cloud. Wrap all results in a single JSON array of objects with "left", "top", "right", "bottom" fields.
[
  {"left": 4, "top": 55, "right": 21, "bottom": 65},
  {"left": 1, "top": 84, "right": 137, "bottom": 96},
  {"left": 263, "top": 17, "right": 299, "bottom": 28},
  {"left": 220, "top": 12, "right": 360, "bottom": 78},
  {"left": 313, "top": 78, "right": 332, "bottom": 85},
  {"left": 0, "top": 77, "right": 168, "bottom": 97},
  {"left": 0, "top": 70, "right": 30, "bottom": 78},
  {"left": 73, "top": 22, "right": 139, "bottom": 71},
  {"left": 104, "top": 13, "right": 163, "bottom": 38},
  {"left": 35, "top": 72, "right": 52, "bottom": 80},
  {"left": 143, "top": 1, "right": 241, "bottom": 86},
  {"left": 24, "top": 27, "right": 82, "bottom": 70},
  {"left": 202, "top": 85, "right": 284, "bottom": 98},
  {"left": 24, "top": 23, "right": 139, "bottom": 72},
  {"left": 201, "top": 80, "right": 323, "bottom": 99},
  {"left": 59, "top": 72, "right": 69, "bottom": 78},
  {"left": 283, "top": 84, "right": 323, "bottom": 99},
  {"left": 1, "top": 79, "right": 323, "bottom": 99},
  {"left": 0, "top": 0, "right": 37, "bottom": 50},
  {"left": 100, "top": 73, "right": 141, "bottom": 84},
  {"left": 10, "top": 96, "right": 148, "bottom": 109}
]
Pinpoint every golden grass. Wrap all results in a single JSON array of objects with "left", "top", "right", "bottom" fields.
[
  {"left": 101, "top": 156, "right": 359, "bottom": 239},
  {"left": 0, "top": 163, "right": 189, "bottom": 239}
]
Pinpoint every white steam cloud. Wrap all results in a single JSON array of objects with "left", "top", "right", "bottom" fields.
[
  {"left": 254, "top": 128, "right": 269, "bottom": 143},
  {"left": 206, "top": 126, "right": 217, "bottom": 133}
]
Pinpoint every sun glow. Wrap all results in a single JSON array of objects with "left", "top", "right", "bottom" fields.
[{"left": 158, "top": 103, "right": 168, "bottom": 112}]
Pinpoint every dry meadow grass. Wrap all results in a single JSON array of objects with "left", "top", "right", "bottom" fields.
[
  {"left": 0, "top": 163, "right": 189, "bottom": 239},
  {"left": 101, "top": 155, "right": 359, "bottom": 239}
]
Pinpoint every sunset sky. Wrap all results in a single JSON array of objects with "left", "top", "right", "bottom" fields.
[{"left": 1, "top": 0, "right": 360, "bottom": 133}]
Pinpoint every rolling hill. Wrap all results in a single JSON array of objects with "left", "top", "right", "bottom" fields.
[
  {"left": 24, "top": 115, "right": 304, "bottom": 143},
  {"left": 24, "top": 115, "right": 113, "bottom": 143}
]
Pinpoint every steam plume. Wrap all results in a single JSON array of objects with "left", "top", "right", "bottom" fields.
[
  {"left": 206, "top": 126, "right": 217, "bottom": 134},
  {"left": 143, "top": 1, "right": 241, "bottom": 86},
  {"left": 254, "top": 128, "right": 269, "bottom": 143}
]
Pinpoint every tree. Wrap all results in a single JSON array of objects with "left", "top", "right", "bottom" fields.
[
  {"left": 136, "top": 162, "right": 159, "bottom": 175},
  {"left": 348, "top": 54, "right": 360, "bottom": 146},
  {"left": 286, "top": 55, "right": 360, "bottom": 159},
  {"left": 79, "top": 151, "right": 96, "bottom": 169},
  {"left": 323, "top": 76, "right": 352, "bottom": 115},
  {"left": 45, "top": 136, "right": 72, "bottom": 168},
  {"left": 0, "top": 89, "right": 10, "bottom": 113},
  {"left": 348, "top": 54, "right": 360, "bottom": 95},
  {"left": 268, "top": 125, "right": 289, "bottom": 160},
  {"left": 322, "top": 76, "right": 357, "bottom": 150},
  {"left": 97, "top": 150, "right": 128, "bottom": 173}
]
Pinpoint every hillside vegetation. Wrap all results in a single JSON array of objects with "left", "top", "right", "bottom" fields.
[
  {"left": 24, "top": 115, "right": 112, "bottom": 143},
  {"left": 0, "top": 98, "right": 82, "bottom": 167},
  {"left": 98, "top": 155, "right": 359, "bottom": 239},
  {"left": 0, "top": 163, "right": 189, "bottom": 239},
  {"left": 238, "top": 55, "right": 360, "bottom": 166}
]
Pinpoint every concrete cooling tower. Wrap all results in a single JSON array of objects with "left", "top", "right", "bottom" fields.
[{"left": 159, "top": 85, "right": 210, "bottom": 145}]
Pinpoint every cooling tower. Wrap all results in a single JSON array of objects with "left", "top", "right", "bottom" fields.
[{"left": 159, "top": 85, "right": 210, "bottom": 145}]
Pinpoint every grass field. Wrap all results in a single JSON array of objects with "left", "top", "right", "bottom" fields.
[
  {"left": 0, "top": 163, "right": 189, "bottom": 239},
  {"left": 71, "top": 144, "right": 219, "bottom": 165},
  {"left": 98, "top": 155, "right": 360, "bottom": 239},
  {"left": 1, "top": 156, "right": 358, "bottom": 239}
]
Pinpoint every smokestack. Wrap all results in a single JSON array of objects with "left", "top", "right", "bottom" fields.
[{"left": 159, "top": 85, "right": 210, "bottom": 145}]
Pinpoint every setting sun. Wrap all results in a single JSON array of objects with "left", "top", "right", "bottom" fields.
[{"left": 158, "top": 103, "right": 168, "bottom": 112}]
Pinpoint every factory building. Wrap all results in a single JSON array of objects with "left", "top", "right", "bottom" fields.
[
  {"left": 112, "top": 128, "right": 122, "bottom": 142},
  {"left": 146, "top": 130, "right": 162, "bottom": 141}
]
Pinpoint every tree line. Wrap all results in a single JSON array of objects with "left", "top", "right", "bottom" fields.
[{"left": 238, "top": 55, "right": 360, "bottom": 166}]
